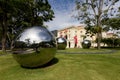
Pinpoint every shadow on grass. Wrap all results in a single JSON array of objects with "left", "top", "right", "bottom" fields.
[{"left": 21, "top": 57, "right": 59, "bottom": 69}]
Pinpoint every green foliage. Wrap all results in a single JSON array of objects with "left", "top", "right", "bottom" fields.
[
  {"left": 102, "top": 18, "right": 120, "bottom": 31},
  {"left": 75, "top": 0, "right": 120, "bottom": 49},
  {"left": 101, "top": 38, "right": 120, "bottom": 47},
  {"left": 75, "top": 0, "right": 120, "bottom": 29},
  {"left": 0, "top": 0, "right": 54, "bottom": 50}
]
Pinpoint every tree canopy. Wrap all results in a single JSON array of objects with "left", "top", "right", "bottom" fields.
[
  {"left": 0, "top": 0, "right": 54, "bottom": 51},
  {"left": 75, "top": 0, "right": 120, "bottom": 49},
  {"left": 103, "top": 18, "right": 120, "bottom": 30}
]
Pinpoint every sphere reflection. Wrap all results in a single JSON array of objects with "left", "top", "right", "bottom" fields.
[
  {"left": 82, "top": 40, "right": 91, "bottom": 49},
  {"left": 56, "top": 37, "right": 67, "bottom": 50},
  {"left": 12, "top": 26, "right": 57, "bottom": 68}
]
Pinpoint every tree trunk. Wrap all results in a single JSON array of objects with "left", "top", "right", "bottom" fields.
[
  {"left": 1, "top": 0, "right": 8, "bottom": 52},
  {"left": 97, "top": 32, "right": 101, "bottom": 49},
  {"left": 2, "top": 25, "right": 7, "bottom": 52},
  {"left": 10, "top": 40, "right": 14, "bottom": 50},
  {"left": 2, "top": 36, "right": 6, "bottom": 51},
  {"left": 96, "top": 14, "right": 102, "bottom": 49},
  {"left": 96, "top": 0, "right": 103, "bottom": 49}
]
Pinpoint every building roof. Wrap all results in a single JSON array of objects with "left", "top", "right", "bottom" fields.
[{"left": 58, "top": 25, "right": 85, "bottom": 31}]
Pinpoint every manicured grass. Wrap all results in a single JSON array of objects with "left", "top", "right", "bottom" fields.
[{"left": 0, "top": 49, "right": 120, "bottom": 80}]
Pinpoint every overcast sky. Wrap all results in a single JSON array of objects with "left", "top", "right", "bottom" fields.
[{"left": 44, "top": 0, "right": 80, "bottom": 31}]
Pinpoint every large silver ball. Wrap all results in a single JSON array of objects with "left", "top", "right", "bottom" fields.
[
  {"left": 82, "top": 40, "right": 91, "bottom": 49},
  {"left": 12, "top": 26, "right": 57, "bottom": 68},
  {"left": 56, "top": 37, "right": 67, "bottom": 50}
]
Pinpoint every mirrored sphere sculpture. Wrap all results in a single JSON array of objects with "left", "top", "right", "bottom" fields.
[
  {"left": 56, "top": 37, "right": 67, "bottom": 50},
  {"left": 12, "top": 26, "right": 57, "bottom": 68},
  {"left": 82, "top": 40, "right": 91, "bottom": 49}
]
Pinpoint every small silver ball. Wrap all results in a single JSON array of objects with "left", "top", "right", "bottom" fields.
[
  {"left": 56, "top": 37, "right": 67, "bottom": 50},
  {"left": 82, "top": 40, "right": 91, "bottom": 49}
]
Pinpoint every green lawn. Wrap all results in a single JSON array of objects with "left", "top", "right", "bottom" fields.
[
  {"left": 0, "top": 48, "right": 120, "bottom": 80},
  {"left": 57, "top": 48, "right": 114, "bottom": 54}
]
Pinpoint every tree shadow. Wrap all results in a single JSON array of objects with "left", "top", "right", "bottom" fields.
[{"left": 21, "top": 57, "right": 59, "bottom": 69}]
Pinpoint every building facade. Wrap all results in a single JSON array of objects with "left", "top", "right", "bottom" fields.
[{"left": 57, "top": 25, "right": 109, "bottom": 48}]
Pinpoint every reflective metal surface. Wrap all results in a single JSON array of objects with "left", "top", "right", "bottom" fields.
[
  {"left": 12, "top": 26, "right": 57, "bottom": 67},
  {"left": 56, "top": 37, "right": 67, "bottom": 50},
  {"left": 82, "top": 40, "right": 91, "bottom": 49}
]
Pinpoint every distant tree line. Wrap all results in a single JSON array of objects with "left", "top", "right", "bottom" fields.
[{"left": 101, "top": 38, "right": 120, "bottom": 48}]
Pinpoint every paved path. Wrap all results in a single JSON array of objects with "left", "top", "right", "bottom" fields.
[{"left": 57, "top": 50, "right": 117, "bottom": 54}]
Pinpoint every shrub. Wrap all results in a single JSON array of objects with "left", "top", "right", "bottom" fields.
[{"left": 101, "top": 38, "right": 120, "bottom": 47}]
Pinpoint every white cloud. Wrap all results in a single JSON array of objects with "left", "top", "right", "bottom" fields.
[
  {"left": 44, "top": 0, "right": 81, "bottom": 31},
  {"left": 46, "top": 0, "right": 120, "bottom": 31},
  {"left": 44, "top": 11, "right": 81, "bottom": 31}
]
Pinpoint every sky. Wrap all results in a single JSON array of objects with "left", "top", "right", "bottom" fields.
[
  {"left": 45, "top": 0, "right": 120, "bottom": 31},
  {"left": 44, "top": 0, "right": 80, "bottom": 31}
]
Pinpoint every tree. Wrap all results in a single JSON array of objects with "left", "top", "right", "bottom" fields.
[
  {"left": 8, "top": 0, "right": 54, "bottom": 50},
  {"left": 102, "top": 18, "right": 120, "bottom": 31},
  {"left": 102, "top": 18, "right": 120, "bottom": 47},
  {"left": 117, "top": 6, "right": 120, "bottom": 17},
  {"left": 75, "top": 0, "right": 120, "bottom": 49},
  {"left": 0, "top": 0, "right": 54, "bottom": 51}
]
